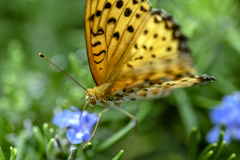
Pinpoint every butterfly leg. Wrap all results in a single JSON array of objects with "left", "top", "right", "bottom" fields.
[
  {"left": 79, "top": 102, "right": 89, "bottom": 122},
  {"left": 81, "top": 101, "right": 88, "bottom": 112},
  {"left": 114, "top": 106, "right": 138, "bottom": 128},
  {"left": 82, "top": 107, "right": 109, "bottom": 151}
]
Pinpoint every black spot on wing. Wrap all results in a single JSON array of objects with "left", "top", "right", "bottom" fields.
[
  {"left": 132, "top": 0, "right": 139, "bottom": 4},
  {"left": 89, "top": 14, "right": 94, "bottom": 21},
  {"left": 124, "top": 8, "right": 132, "bottom": 17},
  {"left": 104, "top": 2, "right": 112, "bottom": 9},
  {"left": 93, "top": 50, "right": 106, "bottom": 56},
  {"left": 91, "top": 29, "right": 104, "bottom": 36},
  {"left": 140, "top": 5, "right": 148, "bottom": 12},
  {"left": 113, "top": 32, "right": 120, "bottom": 40},
  {"left": 127, "top": 26, "right": 134, "bottom": 32},
  {"left": 94, "top": 58, "right": 104, "bottom": 64},
  {"left": 108, "top": 18, "right": 116, "bottom": 24},
  {"left": 92, "top": 41, "right": 101, "bottom": 47},
  {"left": 167, "top": 47, "right": 172, "bottom": 51},
  {"left": 127, "top": 63, "right": 133, "bottom": 69},
  {"left": 116, "top": 0, "right": 124, "bottom": 9},
  {"left": 96, "top": 11, "right": 101, "bottom": 17},
  {"left": 136, "top": 13, "right": 140, "bottom": 18},
  {"left": 134, "top": 43, "right": 138, "bottom": 49}
]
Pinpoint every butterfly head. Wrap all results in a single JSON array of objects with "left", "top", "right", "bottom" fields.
[{"left": 85, "top": 89, "right": 97, "bottom": 106}]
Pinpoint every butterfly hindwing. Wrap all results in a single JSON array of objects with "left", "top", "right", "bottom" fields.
[{"left": 103, "top": 10, "right": 215, "bottom": 98}]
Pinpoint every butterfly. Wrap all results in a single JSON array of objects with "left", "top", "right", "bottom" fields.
[
  {"left": 82, "top": 0, "right": 215, "bottom": 148},
  {"left": 40, "top": 0, "right": 216, "bottom": 150}
]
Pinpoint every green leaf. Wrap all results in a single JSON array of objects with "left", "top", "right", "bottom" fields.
[
  {"left": 175, "top": 89, "right": 198, "bottom": 134},
  {"left": 198, "top": 143, "right": 217, "bottom": 160},
  {"left": 112, "top": 150, "right": 124, "bottom": 160},
  {"left": 0, "top": 147, "right": 5, "bottom": 160},
  {"left": 49, "top": 128, "right": 55, "bottom": 138},
  {"left": 96, "top": 101, "right": 153, "bottom": 152},
  {"left": 33, "top": 126, "right": 45, "bottom": 152},
  {"left": 46, "top": 138, "right": 55, "bottom": 158},
  {"left": 199, "top": 150, "right": 214, "bottom": 160},
  {"left": 95, "top": 119, "right": 133, "bottom": 152},
  {"left": 189, "top": 127, "right": 198, "bottom": 160},
  {"left": 43, "top": 123, "right": 50, "bottom": 140},
  {"left": 212, "top": 141, "right": 226, "bottom": 160},
  {"left": 16, "top": 131, "right": 26, "bottom": 160},
  {"left": 227, "top": 153, "right": 236, "bottom": 160},
  {"left": 9, "top": 147, "right": 15, "bottom": 160},
  {"left": 211, "top": 131, "right": 224, "bottom": 159}
]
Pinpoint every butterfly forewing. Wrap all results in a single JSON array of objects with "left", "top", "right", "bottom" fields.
[{"left": 85, "top": 0, "right": 152, "bottom": 85}]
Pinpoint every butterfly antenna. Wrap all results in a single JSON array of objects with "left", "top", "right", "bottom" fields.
[{"left": 39, "top": 53, "right": 87, "bottom": 91}]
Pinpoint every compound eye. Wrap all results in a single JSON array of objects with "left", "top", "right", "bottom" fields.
[{"left": 90, "top": 97, "right": 96, "bottom": 105}]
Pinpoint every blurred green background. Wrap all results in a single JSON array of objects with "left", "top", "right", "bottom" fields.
[{"left": 0, "top": 0, "right": 240, "bottom": 159}]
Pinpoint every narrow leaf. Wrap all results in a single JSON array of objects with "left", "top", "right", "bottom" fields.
[
  {"left": 46, "top": 138, "right": 55, "bottom": 158},
  {"left": 112, "top": 150, "right": 124, "bottom": 160},
  {"left": 9, "top": 147, "right": 15, "bottom": 160},
  {"left": 227, "top": 153, "right": 236, "bottom": 160},
  {"left": 33, "top": 126, "right": 45, "bottom": 152},
  {"left": 175, "top": 89, "right": 198, "bottom": 134},
  {"left": 199, "top": 150, "right": 214, "bottom": 160},
  {"left": 49, "top": 128, "right": 55, "bottom": 138},
  {"left": 16, "top": 131, "right": 26, "bottom": 160},
  {"left": 212, "top": 141, "right": 226, "bottom": 160},
  {"left": 189, "top": 127, "right": 198, "bottom": 160},
  {"left": 211, "top": 131, "right": 224, "bottom": 159},
  {"left": 43, "top": 123, "right": 50, "bottom": 140},
  {"left": 198, "top": 143, "right": 217, "bottom": 160},
  {"left": 0, "top": 147, "right": 5, "bottom": 160}
]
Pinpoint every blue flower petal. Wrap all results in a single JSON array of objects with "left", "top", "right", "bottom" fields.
[
  {"left": 70, "top": 106, "right": 80, "bottom": 112},
  {"left": 82, "top": 129, "right": 91, "bottom": 141},
  {"left": 86, "top": 113, "right": 98, "bottom": 129},
  {"left": 67, "top": 128, "right": 84, "bottom": 144},
  {"left": 231, "top": 127, "right": 240, "bottom": 140},
  {"left": 206, "top": 126, "right": 231, "bottom": 145},
  {"left": 52, "top": 110, "right": 80, "bottom": 128}
]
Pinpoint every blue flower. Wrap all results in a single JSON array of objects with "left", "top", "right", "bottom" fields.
[
  {"left": 206, "top": 91, "right": 240, "bottom": 144},
  {"left": 52, "top": 106, "right": 98, "bottom": 144}
]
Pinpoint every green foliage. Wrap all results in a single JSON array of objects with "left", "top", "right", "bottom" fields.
[
  {"left": 0, "top": 0, "right": 240, "bottom": 159},
  {"left": 188, "top": 126, "right": 236, "bottom": 160},
  {"left": 0, "top": 126, "right": 236, "bottom": 160}
]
